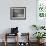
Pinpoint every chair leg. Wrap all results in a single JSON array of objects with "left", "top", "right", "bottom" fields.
[
  {"left": 4, "top": 41, "right": 7, "bottom": 46},
  {"left": 4, "top": 33, "right": 7, "bottom": 46}
]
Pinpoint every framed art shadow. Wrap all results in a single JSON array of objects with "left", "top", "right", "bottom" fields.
[{"left": 10, "top": 7, "right": 26, "bottom": 20}]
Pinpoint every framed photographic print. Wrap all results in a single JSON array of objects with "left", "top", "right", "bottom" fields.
[{"left": 10, "top": 7, "right": 26, "bottom": 20}]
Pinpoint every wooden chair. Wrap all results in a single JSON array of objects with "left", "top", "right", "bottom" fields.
[
  {"left": 18, "top": 33, "right": 30, "bottom": 46},
  {"left": 4, "top": 33, "right": 18, "bottom": 46}
]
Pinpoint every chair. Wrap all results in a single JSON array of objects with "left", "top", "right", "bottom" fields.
[
  {"left": 4, "top": 33, "right": 18, "bottom": 46},
  {"left": 18, "top": 33, "right": 30, "bottom": 46},
  {"left": 4, "top": 27, "right": 19, "bottom": 46}
]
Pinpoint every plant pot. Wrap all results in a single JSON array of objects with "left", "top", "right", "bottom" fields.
[
  {"left": 40, "top": 38, "right": 45, "bottom": 43},
  {"left": 37, "top": 39, "right": 45, "bottom": 44},
  {"left": 37, "top": 39, "right": 40, "bottom": 43}
]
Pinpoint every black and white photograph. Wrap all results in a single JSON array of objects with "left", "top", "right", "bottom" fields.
[{"left": 10, "top": 7, "right": 26, "bottom": 20}]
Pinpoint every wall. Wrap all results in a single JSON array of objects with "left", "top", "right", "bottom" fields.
[{"left": 0, "top": 0, "right": 37, "bottom": 42}]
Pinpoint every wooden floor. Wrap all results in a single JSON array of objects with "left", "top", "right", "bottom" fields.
[{"left": 0, "top": 42, "right": 46, "bottom": 46}]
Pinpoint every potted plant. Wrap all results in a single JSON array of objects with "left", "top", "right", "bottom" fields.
[{"left": 33, "top": 32, "right": 46, "bottom": 43}]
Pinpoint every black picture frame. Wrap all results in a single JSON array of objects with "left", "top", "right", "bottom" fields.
[{"left": 10, "top": 7, "right": 26, "bottom": 20}]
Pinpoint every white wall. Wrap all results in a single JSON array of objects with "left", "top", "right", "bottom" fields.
[{"left": 0, "top": 0, "right": 37, "bottom": 42}]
